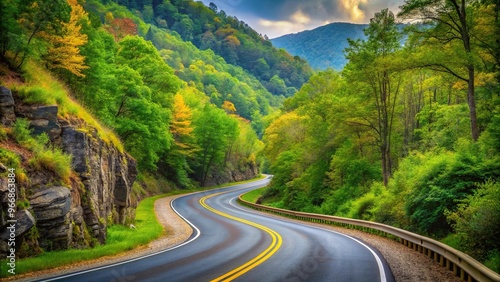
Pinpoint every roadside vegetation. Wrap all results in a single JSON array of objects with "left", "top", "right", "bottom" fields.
[{"left": 261, "top": 4, "right": 500, "bottom": 272}]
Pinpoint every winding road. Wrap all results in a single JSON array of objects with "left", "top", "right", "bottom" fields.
[{"left": 44, "top": 176, "right": 394, "bottom": 282}]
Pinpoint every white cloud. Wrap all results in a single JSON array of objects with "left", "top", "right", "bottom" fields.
[
  {"left": 340, "top": 0, "right": 369, "bottom": 22},
  {"left": 291, "top": 10, "right": 311, "bottom": 25},
  {"left": 259, "top": 19, "right": 307, "bottom": 36}
]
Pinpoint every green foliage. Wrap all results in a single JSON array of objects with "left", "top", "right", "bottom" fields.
[
  {"left": 58, "top": 0, "right": 267, "bottom": 179},
  {"left": 12, "top": 118, "right": 34, "bottom": 145},
  {"left": 147, "top": 24, "right": 276, "bottom": 125},
  {"left": 29, "top": 148, "right": 72, "bottom": 184},
  {"left": 446, "top": 180, "right": 500, "bottom": 268},
  {"left": 1, "top": 0, "right": 72, "bottom": 68},
  {"left": 0, "top": 148, "right": 22, "bottom": 173},
  {"left": 114, "top": 0, "right": 313, "bottom": 95},
  {"left": 415, "top": 103, "right": 471, "bottom": 150},
  {"left": 191, "top": 104, "right": 239, "bottom": 185},
  {"left": 262, "top": 7, "right": 500, "bottom": 275}
]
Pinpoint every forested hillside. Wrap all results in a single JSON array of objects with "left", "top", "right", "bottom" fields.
[
  {"left": 262, "top": 5, "right": 500, "bottom": 272},
  {"left": 112, "top": 0, "right": 313, "bottom": 96},
  {"left": 0, "top": 0, "right": 298, "bottom": 193},
  {"left": 272, "top": 23, "right": 367, "bottom": 70}
]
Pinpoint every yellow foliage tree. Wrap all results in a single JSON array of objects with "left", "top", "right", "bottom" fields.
[
  {"left": 222, "top": 100, "right": 236, "bottom": 114},
  {"left": 42, "top": 0, "right": 89, "bottom": 77},
  {"left": 171, "top": 94, "right": 194, "bottom": 152}
]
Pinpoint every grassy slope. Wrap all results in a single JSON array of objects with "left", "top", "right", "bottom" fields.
[{"left": 3, "top": 61, "right": 123, "bottom": 151}]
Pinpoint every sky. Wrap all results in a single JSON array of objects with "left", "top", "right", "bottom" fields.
[{"left": 200, "top": 0, "right": 404, "bottom": 38}]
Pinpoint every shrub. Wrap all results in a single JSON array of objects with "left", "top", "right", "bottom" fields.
[
  {"left": 446, "top": 180, "right": 500, "bottom": 264},
  {"left": 348, "top": 192, "right": 376, "bottom": 220},
  {"left": 12, "top": 118, "right": 33, "bottom": 146}
]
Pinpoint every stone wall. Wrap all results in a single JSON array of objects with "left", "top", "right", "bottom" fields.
[{"left": 0, "top": 86, "right": 137, "bottom": 257}]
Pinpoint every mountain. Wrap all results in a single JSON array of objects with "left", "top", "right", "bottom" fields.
[
  {"left": 272, "top": 22, "right": 368, "bottom": 70},
  {"left": 113, "top": 0, "right": 314, "bottom": 96}
]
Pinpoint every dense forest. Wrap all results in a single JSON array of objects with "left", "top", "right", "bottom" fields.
[
  {"left": 1, "top": 0, "right": 499, "bottom": 274},
  {"left": 0, "top": 0, "right": 310, "bottom": 189},
  {"left": 112, "top": 0, "right": 314, "bottom": 96},
  {"left": 262, "top": 2, "right": 500, "bottom": 272}
]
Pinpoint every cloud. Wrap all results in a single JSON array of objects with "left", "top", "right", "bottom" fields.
[
  {"left": 291, "top": 10, "right": 311, "bottom": 25},
  {"left": 202, "top": 0, "right": 404, "bottom": 37},
  {"left": 258, "top": 10, "right": 311, "bottom": 36},
  {"left": 340, "top": 0, "right": 368, "bottom": 22}
]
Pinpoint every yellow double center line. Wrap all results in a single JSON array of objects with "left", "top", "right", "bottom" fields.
[{"left": 199, "top": 191, "right": 282, "bottom": 282}]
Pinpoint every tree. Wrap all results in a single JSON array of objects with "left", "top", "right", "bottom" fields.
[
  {"left": 107, "top": 18, "right": 137, "bottom": 41},
  {"left": 192, "top": 104, "right": 239, "bottom": 186},
  {"left": 208, "top": 2, "right": 218, "bottom": 13},
  {"left": 344, "top": 9, "right": 403, "bottom": 186},
  {"left": 171, "top": 94, "right": 194, "bottom": 150},
  {"left": 116, "top": 36, "right": 181, "bottom": 104},
  {"left": 163, "top": 94, "right": 196, "bottom": 187},
  {"left": 7, "top": 0, "right": 71, "bottom": 68},
  {"left": 41, "top": 0, "right": 89, "bottom": 77},
  {"left": 0, "top": 0, "right": 25, "bottom": 60},
  {"left": 222, "top": 100, "right": 236, "bottom": 114},
  {"left": 142, "top": 5, "right": 154, "bottom": 23},
  {"left": 398, "top": 0, "right": 485, "bottom": 141}
]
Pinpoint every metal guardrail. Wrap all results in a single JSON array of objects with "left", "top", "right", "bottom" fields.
[{"left": 238, "top": 196, "right": 500, "bottom": 282}]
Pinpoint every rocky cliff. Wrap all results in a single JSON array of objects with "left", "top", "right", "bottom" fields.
[
  {"left": 202, "top": 163, "right": 259, "bottom": 187},
  {"left": 0, "top": 86, "right": 137, "bottom": 258}
]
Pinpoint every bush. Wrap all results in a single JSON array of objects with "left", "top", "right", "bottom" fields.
[
  {"left": 348, "top": 192, "right": 376, "bottom": 220},
  {"left": 12, "top": 118, "right": 34, "bottom": 146},
  {"left": 446, "top": 180, "right": 500, "bottom": 265},
  {"left": 0, "top": 148, "right": 21, "bottom": 171},
  {"left": 403, "top": 146, "right": 500, "bottom": 236}
]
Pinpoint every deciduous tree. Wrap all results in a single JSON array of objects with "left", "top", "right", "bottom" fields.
[
  {"left": 344, "top": 9, "right": 403, "bottom": 186},
  {"left": 41, "top": 0, "right": 89, "bottom": 77}
]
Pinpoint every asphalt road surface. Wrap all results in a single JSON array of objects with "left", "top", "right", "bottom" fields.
[{"left": 44, "top": 176, "right": 394, "bottom": 282}]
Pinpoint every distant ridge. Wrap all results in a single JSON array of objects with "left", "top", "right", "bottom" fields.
[{"left": 272, "top": 22, "right": 368, "bottom": 70}]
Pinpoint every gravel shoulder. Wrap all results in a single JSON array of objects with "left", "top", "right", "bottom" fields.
[{"left": 9, "top": 193, "right": 462, "bottom": 282}]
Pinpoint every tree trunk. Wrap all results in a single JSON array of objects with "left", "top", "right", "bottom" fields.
[{"left": 467, "top": 65, "right": 479, "bottom": 141}]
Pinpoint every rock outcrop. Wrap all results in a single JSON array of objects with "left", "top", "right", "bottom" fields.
[
  {"left": 61, "top": 127, "right": 137, "bottom": 242},
  {"left": 0, "top": 86, "right": 137, "bottom": 257},
  {"left": 203, "top": 162, "right": 259, "bottom": 187},
  {"left": 30, "top": 187, "right": 72, "bottom": 249},
  {"left": 0, "top": 86, "right": 15, "bottom": 126}
]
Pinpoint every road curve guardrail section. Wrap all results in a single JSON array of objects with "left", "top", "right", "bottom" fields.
[{"left": 238, "top": 196, "right": 500, "bottom": 282}]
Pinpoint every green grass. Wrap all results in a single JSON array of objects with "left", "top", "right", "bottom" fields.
[
  {"left": 6, "top": 61, "right": 124, "bottom": 152},
  {"left": 10, "top": 194, "right": 165, "bottom": 276},
  {"left": 241, "top": 187, "right": 266, "bottom": 203}
]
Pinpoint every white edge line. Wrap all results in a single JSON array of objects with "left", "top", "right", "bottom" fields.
[
  {"left": 42, "top": 177, "right": 271, "bottom": 281},
  {"left": 229, "top": 198, "right": 388, "bottom": 282},
  {"left": 43, "top": 197, "right": 201, "bottom": 281}
]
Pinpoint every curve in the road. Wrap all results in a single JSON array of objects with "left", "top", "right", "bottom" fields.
[
  {"left": 199, "top": 191, "right": 282, "bottom": 282},
  {"left": 38, "top": 177, "right": 393, "bottom": 282}
]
